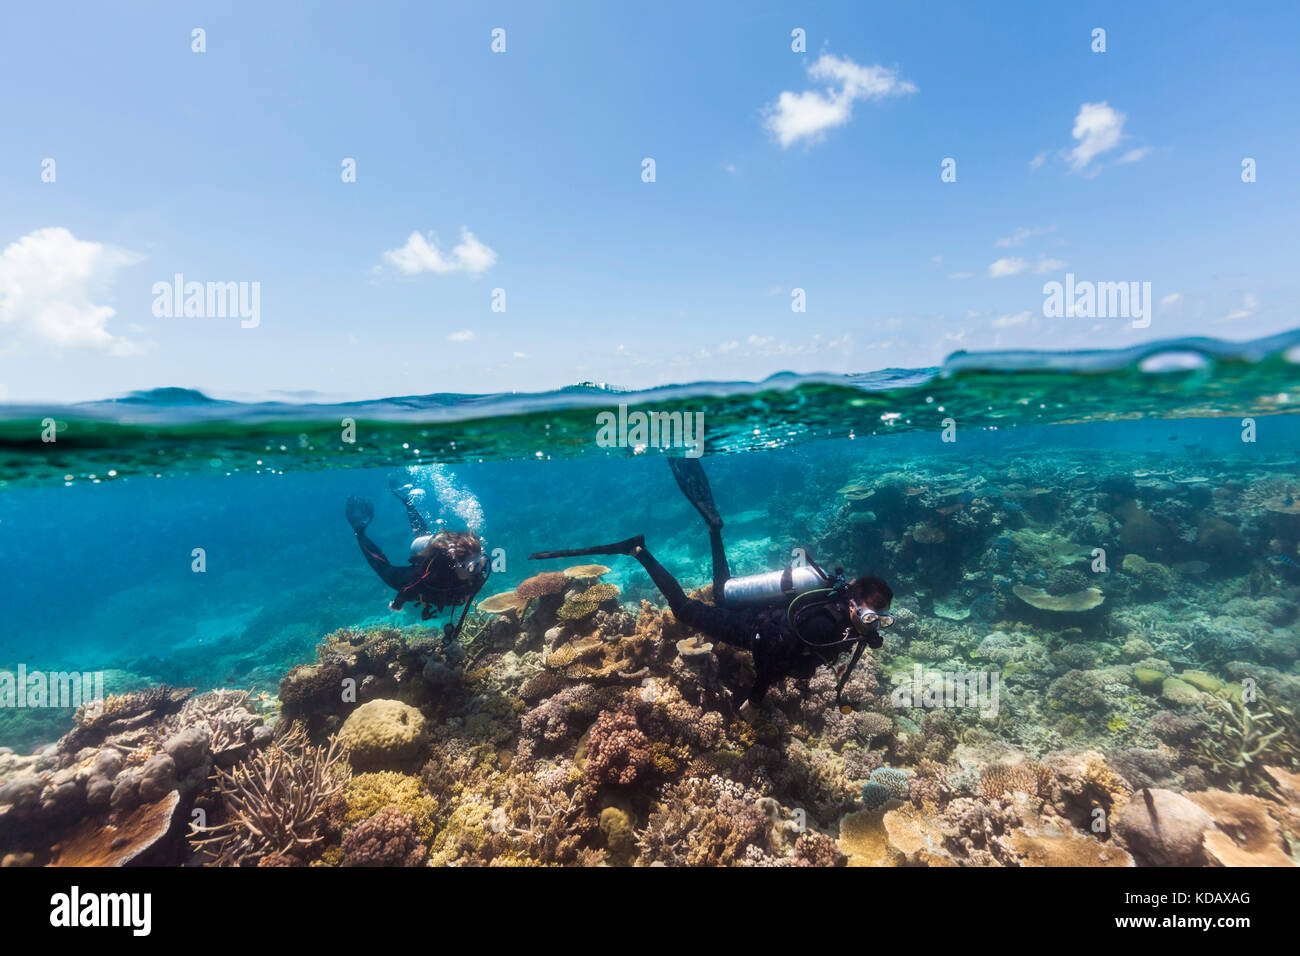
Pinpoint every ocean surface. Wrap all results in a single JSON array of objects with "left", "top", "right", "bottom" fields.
[{"left": 1, "top": 328, "right": 1299, "bottom": 753}]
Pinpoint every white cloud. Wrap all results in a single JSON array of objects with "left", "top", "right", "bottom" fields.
[
  {"left": 996, "top": 225, "right": 1055, "bottom": 248},
  {"left": 948, "top": 271, "right": 974, "bottom": 280},
  {"left": 763, "top": 54, "right": 916, "bottom": 148},
  {"left": 1223, "top": 293, "right": 1258, "bottom": 322},
  {"left": 382, "top": 227, "right": 497, "bottom": 276},
  {"left": 1034, "top": 257, "right": 1067, "bottom": 273},
  {"left": 1160, "top": 292, "right": 1182, "bottom": 307},
  {"left": 1029, "top": 151, "right": 1048, "bottom": 170},
  {"left": 1068, "top": 102, "right": 1126, "bottom": 173},
  {"left": 446, "top": 329, "right": 474, "bottom": 342},
  {"left": 1117, "top": 146, "right": 1154, "bottom": 165},
  {"left": 0, "top": 227, "right": 143, "bottom": 355},
  {"left": 987, "top": 257, "right": 1028, "bottom": 278},
  {"left": 993, "top": 311, "right": 1032, "bottom": 328}
]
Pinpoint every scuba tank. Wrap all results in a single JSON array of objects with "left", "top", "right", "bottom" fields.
[
  {"left": 722, "top": 564, "right": 831, "bottom": 605},
  {"left": 724, "top": 556, "right": 872, "bottom": 708}
]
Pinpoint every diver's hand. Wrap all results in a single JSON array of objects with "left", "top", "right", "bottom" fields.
[{"left": 346, "top": 495, "right": 374, "bottom": 532}]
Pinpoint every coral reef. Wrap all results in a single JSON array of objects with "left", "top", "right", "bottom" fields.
[
  {"left": 5, "top": 449, "right": 1298, "bottom": 868},
  {"left": 190, "top": 724, "right": 349, "bottom": 866}
]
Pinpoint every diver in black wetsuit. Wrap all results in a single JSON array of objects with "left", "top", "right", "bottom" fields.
[
  {"left": 346, "top": 478, "right": 489, "bottom": 641},
  {"left": 529, "top": 459, "right": 894, "bottom": 714}
]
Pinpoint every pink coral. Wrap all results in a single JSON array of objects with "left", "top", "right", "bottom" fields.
[
  {"left": 515, "top": 572, "right": 568, "bottom": 601},
  {"left": 584, "top": 709, "right": 652, "bottom": 787},
  {"left": 341, "top": 805, "right": 427, "bottom": 867}
]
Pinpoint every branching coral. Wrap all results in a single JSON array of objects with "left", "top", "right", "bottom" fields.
[
  {"left": 340, "top": 805, "right": 427, "bottom": 867},
  {"left": 1187, "top": 696, "right": 1300, "bottom": 798},
  {"left": 584, "top": 709, "right": 652, "bottom": 786},
  {"left": 190, "top": 723, "right": 349, "bottom": 865},
  {"left": 638, "top": 775, "right": 771, "bottom": 866}
]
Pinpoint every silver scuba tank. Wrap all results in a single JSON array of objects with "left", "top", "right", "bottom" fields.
[{"left": 721, "top": 564, "right": 830, "bottom": 605}]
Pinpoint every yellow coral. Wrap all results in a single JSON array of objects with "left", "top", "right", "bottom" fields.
[{"left": 342, "top": 772, "right": 437, "bottom": 845}]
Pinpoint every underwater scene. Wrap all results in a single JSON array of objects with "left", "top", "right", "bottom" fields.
[{"left": 1, "top": 335, "right": 1298, "bottom": 868}]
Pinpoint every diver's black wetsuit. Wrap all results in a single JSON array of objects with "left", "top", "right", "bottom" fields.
[
  {"left": 632, "top": 541, "right": 868, "bottom": 706},
  {"left": 529, "top": 459, "right": 882, "bottom": 706},
  {"left": 351, "top": 492, "right": 484, "bottom": 618}
]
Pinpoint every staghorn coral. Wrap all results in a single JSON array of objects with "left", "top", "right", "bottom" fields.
[
  {"left": 493, "top": 768, "right": 600, "bottom": 865},
  {"left": 638, "top": 775, "right": 772, "bottom": 866},
  {"left": 1187, "top": 696, "right": 1300, "bottom": 798},
  {"left": 190, "top": 723, "right": 349, "bottom": 866}
]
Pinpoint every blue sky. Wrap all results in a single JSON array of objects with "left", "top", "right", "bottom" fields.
[{"left": 1, "top": 0, "right": 1297, "bottom": 403}]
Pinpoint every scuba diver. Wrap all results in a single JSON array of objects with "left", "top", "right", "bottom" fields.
[
  {"left": 529, "top": 459, "right": 894, "bottom": 715},
  {"left": 346, "top": 476, "right": 490, "bottom": 643}
]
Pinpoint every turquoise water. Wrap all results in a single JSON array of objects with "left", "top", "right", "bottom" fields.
[{"left": 1, "top": 330, "right": 1298, "bottom": 754}]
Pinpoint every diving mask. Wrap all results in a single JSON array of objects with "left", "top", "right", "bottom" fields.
[{"left": 852, "top": 605, "right": 895, "bottom": 633}]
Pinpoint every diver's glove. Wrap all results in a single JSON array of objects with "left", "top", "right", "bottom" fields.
[
  {"left": 864, "top": 630, "right": 883, "bottom": 650},
  {"left": 346, "top": 495, "right": 375, "bottom": 532}
]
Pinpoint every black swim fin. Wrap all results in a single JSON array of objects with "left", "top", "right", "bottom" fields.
[
  {"left": 529, "top": 535, "right": 644, "bottom": 560},
  {"left": 668, "top": 458, "right": 722, "bottom": 529}
]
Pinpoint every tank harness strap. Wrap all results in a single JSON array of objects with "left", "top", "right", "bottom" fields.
[
  {"left": 785, "top": 581, "right": 871, "bottom": 706},
  {"left": 780, "top": 566, "right": 795, "bottom": 595},
  {"left": 446, "top": 565, "right": 491, "bottom": 645},
  {"left": 836, "top": 640, "right": 868, "bottom": 707}
]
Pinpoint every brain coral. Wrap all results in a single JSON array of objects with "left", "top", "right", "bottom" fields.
[{"left": 338, "top": 699, "right": 427, "bottom": 770}]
